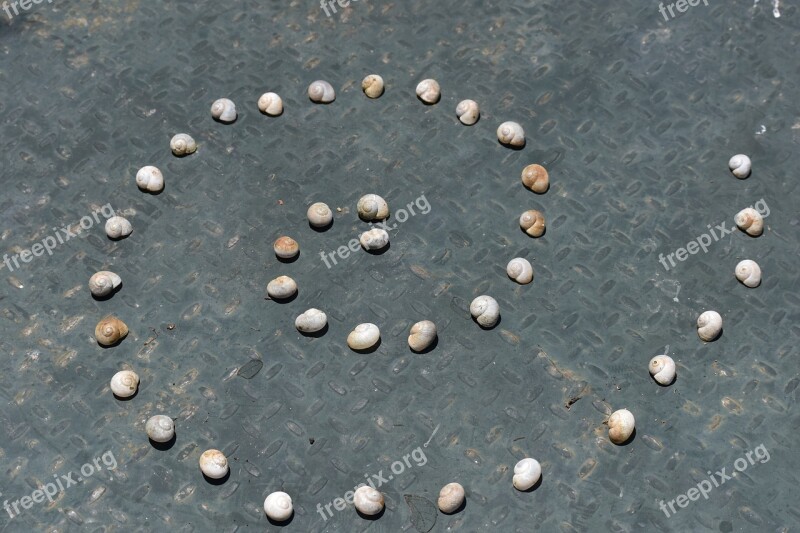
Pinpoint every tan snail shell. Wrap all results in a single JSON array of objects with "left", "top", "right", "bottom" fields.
[
  {"left": 362, "top": 74, "right": 385, "bottom": 98},
  {"left": 649, "top": 355, "right": 676, "bottom": 386},
  {"left": 357, "top": 194, "right": 390, "bottom": 221},
  {"left": 470, "top": 295, "right": 499, "bottom": 328},
  {"left": 211, "top": 98, "right": 237, "bottom": 123},
  {"left": 415, "top": 79, "right": 440, "bottom": 104},
  {"left": 257, "top": 92, "right": 283, "bottom": 116},
  {"left": 199, "top": 449, "right": 228, "bottom": 479},
  {"left": 95, "top": 316, "right": 129, "bottom": 346},
  {"left": 456, "top": 99, "right": 480, "bottom": 125},
  {"left": 353, "top": 485, "right": 384, "bottom": 515},
  {"left": 273, "top": 236, "right": 299, "bottom": 259},
  {"left": 506, "top": 258, "right": 533, "bottom": 284},
  {"left": 110, "top": 370, "right": 139, "bottom": 398},
  {"left": 307, "top": 202, "right": 333, "bottom": 227},
  {"left": 89, "top": 271, "right": 122, "bottom": 297},
  {"left": 308, "top": 80, "right": 335, "bottom": 103},
  {"left": 295, "top": 308, "right": 327, "bottom": 333},
  {"left": 266, "top": 276, "right": 297, "bottom": 299},
  {"left": 696, "top": 310, "right": 722, "bottom": 342},
  {"left": 520, "top": 210, "right": 546, "bottom": 237},
  {"left": 136, "top": 166, "right": 164, "bottom": 193},
  {"left": 728, "top": 154, "right": 751, "bottom": 179},
  {"left": 735, "top": 208, "right": 763, "bottom": 236},
  {"left": 512, "top": 458, "right": 541, "bottom": 491},
  {"left": 347, "top": 323, "right": 380, "bottom": 351},
  {"left": 264, "top": 491, "right": 293, "bottom": 521},
  {"left": 359, "top": 228, "right": 389, "bottom": 251},
  {"left": 497, "top": 121, "right": 525, "bottom": 147},
  {"left": 105, "top": 216, "right": 132, "bottom": 239},
  {"left": 608, "top": 409, "right": 635, "bottom": 444},
  {"left": 146, "top": 415, "right": 175, "bottom": 442},
  {"left": 521, "top": 164, "right": 549, "bottom": 193},
  {"left": 735, "top": 259, "right": 761, "bottom": 288},
  {"left": 170, "top": 133, "right": 197, "bottom": 156},
  {"left": 437, "top": 482, "right": 465, "bottom": 513},
  {"left": 408, "top": 320, "right": 437, "bottom": 352}
]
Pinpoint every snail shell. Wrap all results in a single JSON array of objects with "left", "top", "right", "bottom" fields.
[
  {"left": 728, "top": 154, "right": 751, "bottom": 179},
  {"left": 146, "top": 415, "right": 175, "bottom": 443},
  {"left": 95, "top": 316, "right": 129, "bottom": 346},
  {"left": 110, "top": 370, "right": 138, "bottom": 398},
  {"left": 105, "top": 216, "right": 132, "bottom": 239},
  {"left": 362, "top": 74, "right": 385, "bottom": 98},
  {"left": 266, "top": 276, "right": 297, "bottom": 299},
  {"left": 136, "top": 166, "right": 164, "bottom": 193},
  {"left": 415, "top": 79, "right": 441, "bottom": 104},
  {"left": 519, "top": 210, "right": 546, "bottom": 237},
  {"left": 697, "top": 310, "right": 722, "bottom": 341},
  {"left": 199, "top": 449, "right": 228, "bottom": 479},
  {"left": 295, "top": 308, "right": 327, "bottom": 333},
  {"left": 273, "top": 236, "right": 299, "bottom": 259},
  {"left": 608, "top": 409, "right": 635, "bottom": 444},
  {"left": 456, "top": 99, "right": 480, "bottom": 125},
  {"left": 257, "top": 92, "right": 283, "bottom": 116},
  {"left": 649, "top": 355, "right": 676, "bottom": 386},
  {"left": 521, "top": 164, "right": 549, "bottom": 193},
  {"left": 470, "top": 295, "right": 500, "bottom": 328},
  {"left": 357, "top": 194, "right": 390, "bottom": 221},
  {"left": 170, "top": 133, "right": 197, "bottom": 156},
  {"left": 353, "top": 485, "right": 384, "bottom": 515},
  {"left": 359, "top": 228, "right": 389, "bottom": 251},
  {"left": 735, "top": 259, "right": 761, "bottom": 288},
  {"left": 512, "top": 458, "right": 541, "bottom": 491},
  {"left": 347, "top": 323, "right": 380, "bottom": 351},
  {"left": 89, "top": 271, "right": 122, "bottom": 297},
  {"left": 211, "top": 98, "right": 237, "bottom": 123},
  {"left": 437, "top": 482, "right": 465, "bottom": 513},
  {"left": 264, "top": 491, "right": 293, "bottom": 521},
  {"left": 408, "top": 320, "right": 437, "bottom": 352},
  {"left": 497, "top": 121, "right": 525, "bottom": 147},
  {"left": 506, "top": 258, "right": 533, "bottom": 284},
  {"left": 307, "top": 202, "right": 333, "bottom": 227},
  {"left": 308, "top": 80, "right": 335, "bottom": 103},
  {"left": 735, "top": 208, "right": 763, "bottom": 236}
]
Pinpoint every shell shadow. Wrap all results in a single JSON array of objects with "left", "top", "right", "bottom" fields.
[
  {"left": 202, "top": 470, "right": 230, "bottom": 485},
  {"left": 652, "top": 374, "right": 676, "bottom": 387},
  {"left": 300, "top": 323, "right": 328, "bottom": 338},
  {"left": 520, "top": 226, "right": 547, "bottom": 238},
  {"left": 149, "top": 433, "right": 176, "bottom": 451},
  {"left": 615, "top": 427, "right": 637, "bottom": 446},
  {"left": 267, "top": 512, "right": 294, "bottom": 526},
  {"left": 356, "top": 507, "right": 385, "bottom": 521},
  {"left": 259, "top": 109, "right": 284, "bottom": 118},
  {"left": 410, "top": 336, "right": 438, "bottom": 354},
  {"left": 441, "top": 497, "right": 467, "bottom": 515},
  {"left": 277, "top": 253, "right": 300, "bottom": 264},
  {"left": 365, "top": 243, "right": 391, "bottom": 256},
  {"left": 113, "top": 388, "right": 138, "bottom": 402},
  {"left": 91, "top": 287, "right": 121, "bottom": 302},
  {"left": 517, "top": 475, "right": 543, "bottom": 493},
  {"left": 350, "top": 337, "right": 382, "bottom": 354},
  {"left": 267, "top": 292, "right": 298, "bottom": 304},
  {"left": 499, "top": 140, "right": 526, "bottom": 151},
  {"left": 98, "top": 337, "right": 128, "bottom": 349},
  {"left": 106, "top": 235, "right": 132, "bottom": 242},
  {"left": 212, "top": 116, "right": 237, "bottom": 125},
  {"left": 309, "top": 220, "right": 333, "bottom": 232}
]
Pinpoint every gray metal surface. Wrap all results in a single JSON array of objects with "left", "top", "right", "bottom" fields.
[{"left": 0, "top": 0, "right": 798, "bottom": 532}]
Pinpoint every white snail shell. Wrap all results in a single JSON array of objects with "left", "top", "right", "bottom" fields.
[
  {"left": 295, "top": 308, "right": 327, "bottom": 333},
  {"left": 437, "top": 482, "right": 465, "bottom": 513},
  {"left": 89, "top": 271, "right": 122, "bottom": 297},
  {"left": 347, "top": 323, "right": 380, "bottom": 351},
  {"left": 470, "top": 295, "right": 500, "bottom": 328},
  {"left": 512, "top": 458, "right": 541, "bottom": 491},
  {"left": 735, "top": 259, "right": 761, "bottom": 288},
  {"left": 520, "top": 210, "right": 546, "bottom": 237},
  {"left": 456, "top": 99, "right": 480, "bottom": 125},
  {"left": 497, "top": 121, "right": 525, "bottom": 147},
  {"left": 608, "top": 409, "right": 635, "bottom": 444},
  {"left": 359, "top": 228, "right": 389, "bottom": 251},
  {"left": 307, "top": 202, "right": 333, "bottom": 227},
  {"left": 728, "top": 154, "right": 751, "bottom": 179},
  {"left": 146, "top": 415, "right": 175, "bottom": 442},
  {"left": 110, "top": 370, "right": 138, "bottom": 398},
  {"left": 170, "top": 133, "right": 197, "bottom": 156},
  {"left": 697, "top": 310, "right": 722, "bottom": 341},
  {"left": 521, "top": 164, "right": 549, "bottom": 193},
  {"left": 257, "top": 92, "right": 283, "bottom": 116},
  {"left": 211, "top": 98, "right": 237, "bottom": 123},
  {"left": 506, "top": 258, "right": 533, "bottom": 284},
  {"left": 415, "top": 79, "right": 441, "bottom": 104},
  {"left": 274, "top": 236, "right": 299, "bottom": 259},
  {"left": 199, "top": 449, "right": 228, "bottom": 479},
  {"left": 105, "top": 216, "right": 132, "bottom": 239},
  {"left": 135, "top": 165, "right": 164, "bottom": 193},
  {"left": 267, "top": 276, "right": 297, "bottom": 299},
  {"left": 735, "top": 208, "right": 764, "bottom": 236},
  {"left": 649, "top": 355, "right": 676, "bottom": 386},
  {"left": 354, "top": 485, "right": 384, "bottom": 515},
  {"left": 408, "top": 320, "right": 437, "bottom": 352},
  {"left": 95, "top": 316, "right": 129, "bottom": 346},
  {"left": 308, "top": 80, "right": 335, "bottom": 103},
  {"left": 362, "top": 74, "right": 385, "bottom": 98},
  {"left": 357, "top": 194, "right": 390, "bottom": 221},
  {"left": 264, "top": 491, "right": 293, "bottom": 521}
]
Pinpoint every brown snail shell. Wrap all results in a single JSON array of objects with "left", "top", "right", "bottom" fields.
[
  {"left": 95, "top": 316, "right": 129, "bottom": 346},
  {"left": 521, "top": 164, "right": 549, "bottom": 193},
  {"left": 519, "top": 210, "right": 546, "bottom": 237}
]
